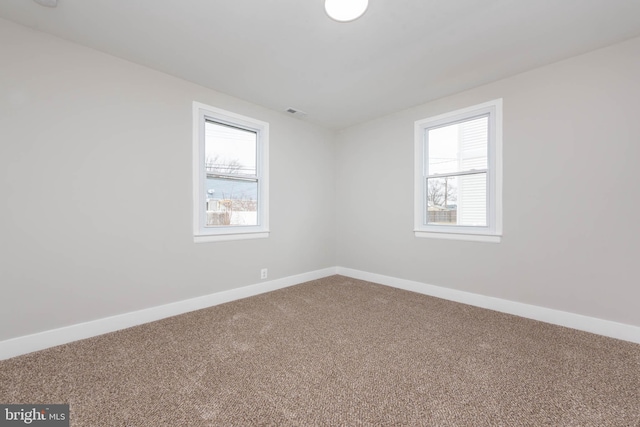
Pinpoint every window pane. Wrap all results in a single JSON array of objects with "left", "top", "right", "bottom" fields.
[
  {"left": 427, "top": 115, "right": 488, "bottom": 175},
  {"left": 426, "top": 173, "right": 486, "bottom": 226},
  {"left": 205, "top": 121, "right": 257, "bottom": 176},
  {"left": 205, "top": 177, "right": 258, "bottom": 227}
]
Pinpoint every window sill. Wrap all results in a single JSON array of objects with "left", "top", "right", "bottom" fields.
[
  {"left": 194, "top": 232, "right": 269, "bottom": 243},
  {"left": 414, "top": 231, "right": 501, "bottom": 243}
]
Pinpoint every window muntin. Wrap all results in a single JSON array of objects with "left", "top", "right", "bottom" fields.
[
  {"left": 415, "top": 100, "right": 502, "bottom": 242},
  {"left": 193, "top": 103, "right": 269, "bottom": 242}
]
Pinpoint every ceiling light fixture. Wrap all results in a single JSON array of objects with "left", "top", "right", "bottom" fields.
[
  {"left": 33, "top": 0, "right": 58, "bottom": 7},
  {"left": 325, "top": 0, "right": 368, "bottom": 22}
]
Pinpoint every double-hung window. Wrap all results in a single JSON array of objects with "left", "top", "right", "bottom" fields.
[
  {"left": 414, "top": 99, "right": 502, "bottom": 242},
  {"left": 193, "top": 102, "right": 269, "bottom": 242}
]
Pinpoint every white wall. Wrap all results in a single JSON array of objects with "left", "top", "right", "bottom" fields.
[
  {"left": 336, "top": 36, "right": 640, "bottom": 327},
  {"left": 0, "top": 19, "right": 336, "bottom": 341}
]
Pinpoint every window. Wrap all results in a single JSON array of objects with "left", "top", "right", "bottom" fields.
[
  {"left": 414, "top": 99, "right": 502, "bottom": 242},
  {"left": 193, "top": 102, "right": 269, "bottom": 242}
]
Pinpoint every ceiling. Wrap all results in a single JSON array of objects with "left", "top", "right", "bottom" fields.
[{"left": 2, "top": 1, "right": 640, "bottom": 130}]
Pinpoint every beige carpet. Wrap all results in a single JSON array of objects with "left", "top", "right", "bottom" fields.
[{"left": 1, "top": 275, "right": 639, "bottom": 426}]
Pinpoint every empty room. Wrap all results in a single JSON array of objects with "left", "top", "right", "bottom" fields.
[{"left": 1, "top": 0, "right": 639, "bottom": 425}]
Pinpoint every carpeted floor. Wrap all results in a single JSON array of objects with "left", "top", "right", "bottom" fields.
[{"left": 1, "top": 275, "right": 639, "bottom": 426}]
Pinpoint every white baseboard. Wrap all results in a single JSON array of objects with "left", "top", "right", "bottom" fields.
[
  {"left": 2, "top": 266, "right": 638, "bottom": 360},
  {"left": 336, "top": 267, "right": 640, "bottom": 345},
  {"left": 0, "top": 267, "right": 337, "bottom": 360}
]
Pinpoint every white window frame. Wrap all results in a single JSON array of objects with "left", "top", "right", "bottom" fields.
[
  {"left": 414, "top": 99, "right": 502, "bottom": 243},
  {"left": 193, "top": 102, "right": 269, "bottom": 243}
]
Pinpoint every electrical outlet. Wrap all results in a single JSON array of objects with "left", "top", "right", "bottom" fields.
[{"left": 260, "top": 268, "right": 268, "bottom": 279}]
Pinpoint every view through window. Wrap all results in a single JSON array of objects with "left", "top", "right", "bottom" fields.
[
  {"left": 426, "top": 115, "right": 488, "bottom": 226},
  {"left": 205, "top": 121, "right": 259, "bottom": 227}
]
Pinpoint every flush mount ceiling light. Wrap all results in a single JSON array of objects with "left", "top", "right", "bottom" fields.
[
  {"left": 325, "top": 0, "right": 368, "bottom": 22},
  {"left": 33, "top": 0, "right": 58, "bottom": 7}
]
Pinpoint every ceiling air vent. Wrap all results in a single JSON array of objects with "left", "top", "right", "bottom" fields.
[
  {"left": 285, "top": 107, "right": 308, "bottom": 119},
  {"left": 33, "top": 0, "right": 58, "bottom": 7}
]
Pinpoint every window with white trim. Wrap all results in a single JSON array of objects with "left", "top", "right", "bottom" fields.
[
  {"left": 414, "top": 99, "right": 502, "bottom": 243},
  {"left": 193, "top": 102, "right": 269, "bottom": 242}
]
